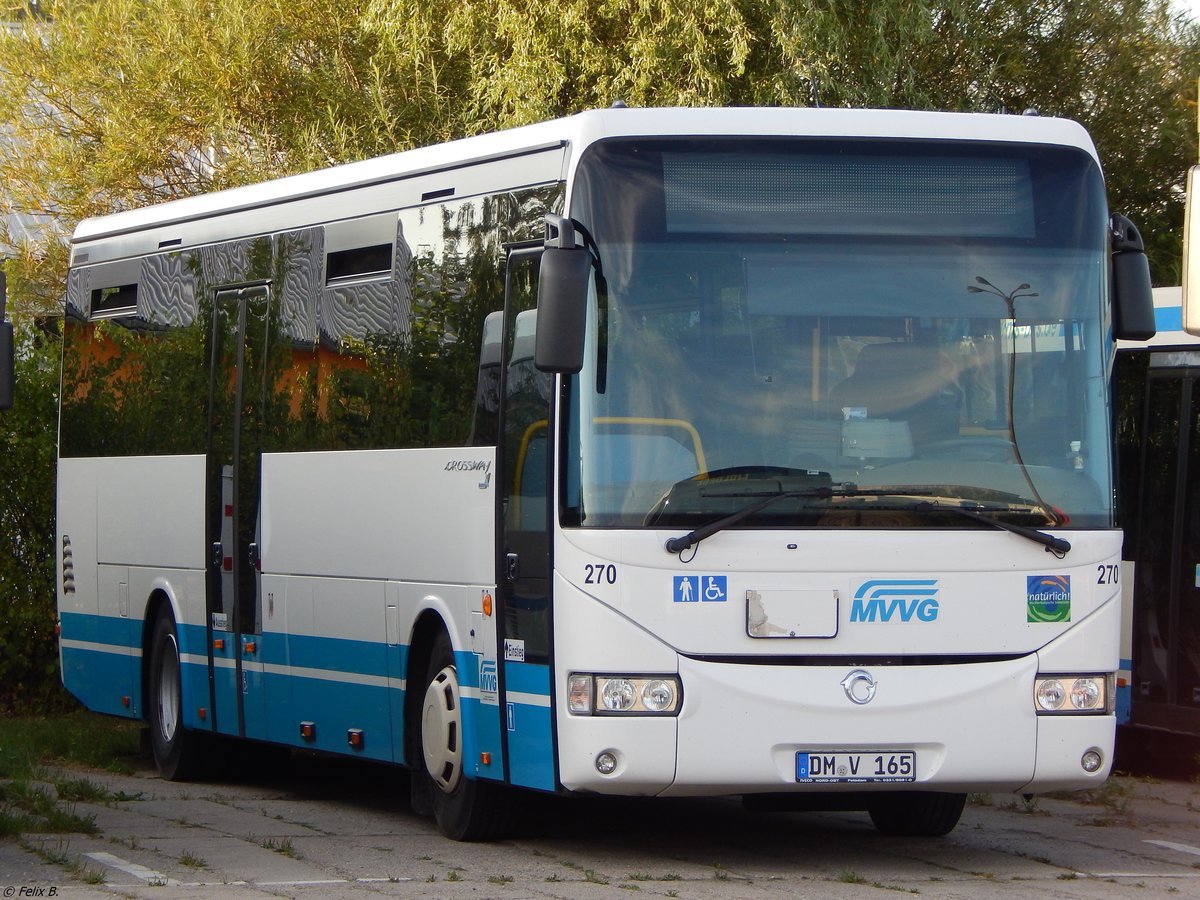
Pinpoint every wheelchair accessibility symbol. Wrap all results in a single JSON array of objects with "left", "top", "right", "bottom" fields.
[{"left": 673, "top": 575, "right": 728, "bottom": 603}]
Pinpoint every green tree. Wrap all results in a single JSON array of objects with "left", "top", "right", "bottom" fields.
[
  {"left": 743, "top": 0, "right": 1200, "bottom": 280},
  {"left": 2, "top": 0, "right": 1198, "bottom": 301},
  {"left": 0, "top": 323, "right": 63, "bottom": 712}
]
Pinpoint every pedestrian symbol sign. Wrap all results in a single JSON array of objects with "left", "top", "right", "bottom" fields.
[
  {"left": 674, "top": 576, "right": 697, "bottom": 602},
  {"left": 673, "top": 575, "right": 727, "bottom": 603}
]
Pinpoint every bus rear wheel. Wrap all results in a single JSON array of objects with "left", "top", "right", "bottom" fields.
[
  {"left": 867, "top": 791, "right": 966, "bottom": 836},
  {"left": 147, "top": 611, "right": 209, "bottom": 781},
  {"left": 417, "top": 631, "right": 516, "bottom": 841}
]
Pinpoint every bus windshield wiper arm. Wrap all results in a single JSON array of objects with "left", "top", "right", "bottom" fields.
[
  {"left": 664, "top": 485, "right": 1070, "bottom": 557},
  {"left": 912, "top": 501, "right": 1071, "bottom": 557},
  {"left": 664, "top": 486, "right": 834, "bottom": 554}
]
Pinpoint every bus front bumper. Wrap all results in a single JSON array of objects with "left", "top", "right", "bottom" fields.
[{"left": 555, "top": 654, "right": 1114, "bottom": 797}]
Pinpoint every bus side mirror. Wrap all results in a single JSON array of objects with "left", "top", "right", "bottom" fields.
[
  {"left": 1111, "top": 213, "right": 1155, "bottom": 341},
  {"left": 534, "top": 215, "right": 591, "bottom": 374},
  {"left": 1184, "top": 167, "right": 1200, "bottom": 336}
]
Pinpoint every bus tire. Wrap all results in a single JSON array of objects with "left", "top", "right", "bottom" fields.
[
  {"left": 418, "top": 631, "right": 517, "bottom": 841},
  {"left": 867, "top": 791, "right": 966, "bottom": 837},
  {"left": 147, "top": 611, "right": 209, "bottom": 781}
]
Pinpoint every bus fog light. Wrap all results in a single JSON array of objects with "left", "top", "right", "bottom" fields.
[
  {"left": 1081, "top": 748, "right": 1104, "bottom": 773},
  {"left": 641, "top": 679, "right": 676, "bottom": 712},
  {"left": 595, "top": 751, "right": 618, "bottom": 775},
  {"left": 600, "top": 678, "right": 637, "bottom": 712}
]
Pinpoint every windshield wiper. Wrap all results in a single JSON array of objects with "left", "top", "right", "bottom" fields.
[
  {"left": 909, "top": 500, "right": 1070, "bottom": 556},
  {"left": 664, "top": 486, "right": 835, "bottom": 554},
  {"left": 663, "top": 485, "right": 1070, "bottom": 557}
]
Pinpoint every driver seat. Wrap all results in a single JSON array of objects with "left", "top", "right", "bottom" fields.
[{"left": 829, "top": 342, "right": 961, "bottom": 448}]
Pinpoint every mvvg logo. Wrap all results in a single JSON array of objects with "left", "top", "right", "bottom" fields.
[
  {"left": 850, "top": 579, "right": 940, "bottom": 623},
  {"left": 479, "top": 659, "right": 499, "bottom": 705}
]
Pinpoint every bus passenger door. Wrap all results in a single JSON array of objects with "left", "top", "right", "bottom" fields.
[
  {"left": 1129, "top": 361, "right": 1200, "bottom": 738},
  {"left": 497, "top": 247, "right": 556, "bottom": 791},
  {"left": 206, "top": 285, "right": 270, "bottom": 740}
]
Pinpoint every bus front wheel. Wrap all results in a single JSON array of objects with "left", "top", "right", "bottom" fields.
[
  {"left": 867, "top": 791, "right": 966, "bottom": 836},
  {"left": 418, "top": 631, "right": 516, "bottom": 841},
  {"left": 147, "top": 611, "right": 209, "bottom": 781}
]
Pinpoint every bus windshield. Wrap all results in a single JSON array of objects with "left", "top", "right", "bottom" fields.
[{"left": 563, "top": 137, "right": 1113, "bottom": 530}]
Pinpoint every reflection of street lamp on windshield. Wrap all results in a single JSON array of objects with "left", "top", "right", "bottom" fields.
[
  {"left": 965, "top": 275, "right": 1064, "bottom": 528},
  {"left": 967, "top": 276, "right": 1038, "bottom": 320}
]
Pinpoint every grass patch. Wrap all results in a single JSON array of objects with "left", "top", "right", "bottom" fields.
[
  {"left": 51, "top": 774, "right": 114, "bottom": 803},
  {"left": 0, "top": 712, "right": 140, "bottom": 838},
  {"left": 1, "top": 781, "right": 99, "bottom": 835},
  {"left": 0, "top": 711, "right": 141, "bottom": 778},
  {"left": 260, "top": 836, "right": 302, "bottom": 859}
]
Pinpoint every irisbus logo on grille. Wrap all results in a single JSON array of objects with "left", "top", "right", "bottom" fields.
[{"left": 849, "top": 579, "right": 940, "bottom": 623}]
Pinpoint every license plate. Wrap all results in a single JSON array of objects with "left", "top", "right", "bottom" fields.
[{"left": 796, "top": 750, "right": 915, "bottom": 783}]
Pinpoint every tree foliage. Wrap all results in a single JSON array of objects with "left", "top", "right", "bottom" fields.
[
  {"left": 0, "top": 324, "right": 64, "bottom": 713},
  {"left": 1, "top": 0, "right": 1197, "bottom": 305}
]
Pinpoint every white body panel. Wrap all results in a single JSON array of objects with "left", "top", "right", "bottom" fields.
[
  {"left": 58, "top": 455, "right": 205, "bottom": 619},
  {"left": 261, "top": 447, "right": 495, "bottom": 584},
  {"left": 553, "top": 528, "right": 1119, "bottom": 795},
  {"left": 555, "top": 528, "right": 1118, "bottom": 658}
]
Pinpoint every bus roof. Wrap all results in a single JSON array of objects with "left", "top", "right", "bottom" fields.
[{"left": 70, "top": 107, "right": 1100, "bottom": 259}]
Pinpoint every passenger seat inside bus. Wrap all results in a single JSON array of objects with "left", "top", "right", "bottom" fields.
[{"left": 828, "top": 342, "right": 961, "bottom": 449}]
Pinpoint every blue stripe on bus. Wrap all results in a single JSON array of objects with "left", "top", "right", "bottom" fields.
[
  {"left": 505, "top": 660, "right": 551, "bottom": 696},
  {"left": 268, "top": 632, "right": 393, "bottom": 679},
  {"left": 504, "top": 660, "right": 555, "bottom": 791},
  {"left": 272, "top": 670, "right": 396, "bottom": 760},
  {"left": 60, "top": 610, "right": 136, "bottom": 647},
  {"left": 1156, "top": 305, "right": 1183, "bottom": 332},
  {"left": 461, "top": 696, "right": 506, "bottom": 782},
  {"left": 60, "top": 612, "right": 141, "bottom": 718},
  {"left": 454, "top": 648, "right": 481, "bottom": 689},
  {"left": 60, "top": 611, "right": 538, "bottom": 786},
  {"left": 60, "top": 645, "right": 140, "bottom": 719},
  {"left": 1115, "top": 656, "right": 1133, "bottom": 726}
]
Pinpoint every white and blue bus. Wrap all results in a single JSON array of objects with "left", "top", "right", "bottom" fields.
[
  {"left": 55, "top": 107, "right": 1155, "bottom": 840},
  {"left": 1115, "top": 284, "right": 1200, "bottom": 744}
]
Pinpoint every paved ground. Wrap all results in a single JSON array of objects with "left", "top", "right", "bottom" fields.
[{"left": 3, "top": 753, "right": 1200, "bottom": 899}]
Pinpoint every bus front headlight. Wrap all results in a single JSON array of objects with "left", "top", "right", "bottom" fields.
[
  {"left": 1034, "top": 674, "right": 1112, "bottom": 714},
  {"left": 567, "top": 674, "right": 682, "bottom": 716}
]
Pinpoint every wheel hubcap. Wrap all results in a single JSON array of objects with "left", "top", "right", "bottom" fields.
[
  {"left": 158, "top": 633, "right": 180, "bottom": 743},
  {"left": 421, "top": 665, "right": 462, "bottom": 793}
]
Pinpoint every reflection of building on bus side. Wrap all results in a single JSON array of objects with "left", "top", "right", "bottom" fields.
[{"left": 61, "top": 190, "right": 561, "bottom": 453}]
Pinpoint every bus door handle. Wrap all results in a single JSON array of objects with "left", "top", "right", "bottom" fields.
[{"left": 506, "top": 553, "right": 519, "bottom": 582}]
